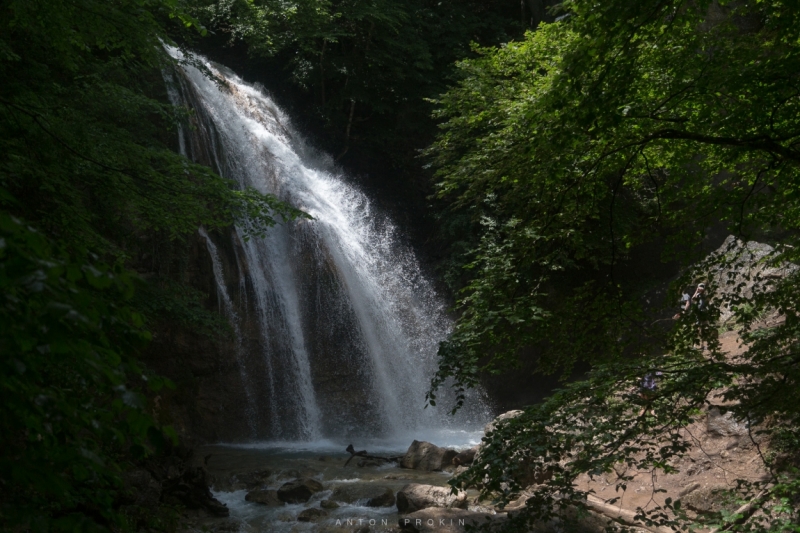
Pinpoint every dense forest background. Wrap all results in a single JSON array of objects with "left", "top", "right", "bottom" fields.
[
  {"left": 1, "top": 0, "right": 799, "bottom": 531},
  {"left": 185, "top": 0, "right": 555, "bottom": 247}
]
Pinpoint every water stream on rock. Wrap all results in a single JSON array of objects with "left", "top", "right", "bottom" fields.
[
  {"left": 164, "top": 48, "right": 492, "bottom": 447},
  {"left": 196, "top": 442, "right": 488, "bottom": 533}
]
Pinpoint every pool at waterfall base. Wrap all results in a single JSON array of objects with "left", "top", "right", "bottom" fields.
[{"left": 191, "top": 436, "right": 491, "bottom": 532}]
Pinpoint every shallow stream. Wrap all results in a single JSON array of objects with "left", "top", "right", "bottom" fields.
[{"left": 199, "top": 433, "right": 485, "bottom": 532}]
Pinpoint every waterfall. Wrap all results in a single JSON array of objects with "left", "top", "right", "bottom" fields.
[
  {"left": 197, "top": 225, "right": 258, "bottom": 437},
  {"left": 165, "top": 48, "right": 490, "bottom": 443}
]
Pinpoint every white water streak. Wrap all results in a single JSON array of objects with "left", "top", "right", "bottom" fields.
[{"left": 166, "top": 47, "right": 490, "bottom": 440}]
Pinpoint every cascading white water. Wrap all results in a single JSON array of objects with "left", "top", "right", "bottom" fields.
[
  {"left": 165, "top": 48, "right": 491, "bottom": 443},
  {"left": 197, "top": 226, "right": 259, "bottom": 436}
]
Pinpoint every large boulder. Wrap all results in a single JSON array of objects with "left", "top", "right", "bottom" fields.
[
  {"left": 331, "top": 485, "right": 395, "bottom": 507},
  {"left": 367, "top": 488, "right": 396, "bottom": 507},
  {"left": 398, "top": 508, "right": 503, "bottom": 533},
  {"left": 297, "top": 508, "right": 328, "bottom": 522},
  {"left": 276, "top": 478, "right": 324, "bottom": 503},
  {"left": 401, "top": 441, "right": 458, "bottom": 471},
  {"left": 245, "top": 489, "right": 284, "bottom": 506},
  {"left": 320, "top": 499, "right": 339, "bottom": 510},
  {"left": 396, "top": 484, "right": 468, "bottom": 513},
  {"left": 133, "top": 447, "right": 229, "bottom": 518},
  {"left": 452, "top": 446, "right": 479, "bottom": 467},
  {"left": 484, "top": 410, "right": 524, "bottom": 435},
  {"left": 475, "top": 410, "right": 524, "bottom": 463}
]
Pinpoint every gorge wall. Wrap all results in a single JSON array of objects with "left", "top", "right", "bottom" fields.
[{"left": 139, "top": 228, "right": 253, "bottom": 445}]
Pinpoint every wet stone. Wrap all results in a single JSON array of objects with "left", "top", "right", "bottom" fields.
[
  {"left": 320, "top": 499, "right": 340, "bottom": 509},
  {"left": 452, "top": 446, "right": 478, "bottom": 467},
  {"left": 297, "top": 508, "right": 328, "bottom": 522},
  {"left": 400, "top": 441, "right": 458, "bottom": 472},
  {"left": 396, "top": 483, "right": 468, "bottom": 513},
  {"left": 245, "top": 489, "right": 284, "bottom": 506},
  {"left": 277, "top": 478, "right": 324, "bottom": 503},
  {"left": 367, "top": 488, "right": 396, "bottom": 507}
]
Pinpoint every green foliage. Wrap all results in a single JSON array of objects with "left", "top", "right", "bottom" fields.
[
  {"left": 427, "top": 0, "right": 800, "bottom": 397},
  {"left": 0, "top": 0, "right": 309, "bottom": 529},
  {"left": 136, "top": 279, "right": 233, "bottom": 339},
  {"left": 0, "top": 0, "right": 305, "bottom": 255},
  {"left": 428, "top": 0, "right": 800, "bottom": 530},
  {"left": 0, "top": 212, "right": 170, "bottom": 532},
  {"left": 191, "top": 0, "right": 522, "bottom": 162}
]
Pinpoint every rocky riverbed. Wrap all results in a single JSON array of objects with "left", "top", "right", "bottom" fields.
[
  {"left": 176, "top": 380, "right": 774, "bottom": 533},
  {"left": 179, "top": 437, "right": 493, "bottom": 533}
]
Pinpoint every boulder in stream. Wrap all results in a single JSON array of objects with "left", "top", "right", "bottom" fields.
[
  {"left": 245, "top": 489, "right": 284, "bottom": 506},
  {"left": 400, "top": 441, "right": 458, "bottom": 471},
  {"left": 452, "top": 446, "right": 479, "bottom": 467},
  {"left": 277, "top": 478, "right": 324, "bottom": 503},
  {"left": 367, "top": 488, "right": 396, "bottom": 507},
  {"left": 159, "top": 465, "right": 230, "bottom": 517},
  {"left": 396, "top": 483, "right": 468, "bottom": 513},
  {"left": 320, "top": 499, "right": 339, "bottom": 510},
  {"left": 297, "top": 508, "right": 328, "bottom": 522}
]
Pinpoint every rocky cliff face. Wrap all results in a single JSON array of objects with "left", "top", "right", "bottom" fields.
[
  {"left": 140, "top": 71, "right": 272, "bottom": 443},
  {"left": 292, "top": 226, "right": 388, "bottom": 437},
  {"left": 137, "top": 200, "right": 390, "bottom": 444},
  {"left": 139, "top": 229, "right": 256, "bottom": 445}
]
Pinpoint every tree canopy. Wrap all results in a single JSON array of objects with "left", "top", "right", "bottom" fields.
[
  {"left": 0, "top": 0, "right": 522, "bottom": 529},
  {"left": 189, "top": 0, "right": 524, "bottom": 169},
  {"left": 3, "top": 0, "right": 800, "bottom": 530},
  {"left": 0, "top": 0, "right": 304, "bottom": 529},
  {"left": 426, "top": 0, "right": 800, "bottom": 530}
]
